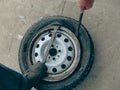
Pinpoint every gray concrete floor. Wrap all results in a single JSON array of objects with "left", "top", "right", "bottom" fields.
[{"left": 0, "top": 0, "right": 120, "bottom": 90}]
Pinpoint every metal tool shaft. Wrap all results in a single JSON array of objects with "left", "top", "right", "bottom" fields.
[
  {"left": 42, "top": 0, "right": 67, "bottom": 64},
  {"left": 75, "top": 13, "right": 84, "bottom": 36},
  {"left": 42, "top": 26, "right": 60, "bottom": 63}
]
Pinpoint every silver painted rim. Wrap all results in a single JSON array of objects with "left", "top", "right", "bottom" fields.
[{"left": 31, "top": 25, "right": 81, "bottom": 82}]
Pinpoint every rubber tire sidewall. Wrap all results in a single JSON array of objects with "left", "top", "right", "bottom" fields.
[{"left": 18, "top": 16, "right": 94, "bottom": 90}]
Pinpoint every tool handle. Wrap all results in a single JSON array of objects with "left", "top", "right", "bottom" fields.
[
  {"left": 78, "top": 13, "right": 84, "bottom": 27},
  {"left": 75, "top": 12, "right": 84, "bottom": 36}
]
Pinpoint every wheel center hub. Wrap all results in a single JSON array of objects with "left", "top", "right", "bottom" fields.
[{"left": 49, "top": 48, "right": 57, "bottom": 56}]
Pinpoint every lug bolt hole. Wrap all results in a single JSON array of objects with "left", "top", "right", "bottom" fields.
[
  {"left": 48, "top": 57, "right": 50, "bottom": 59},
  {"left": 52, "top": 68, "right": 57, "bottom": 73},
  {"left": 35, "top": 53, "right": 38, "bottom": 57},
  {"left": 53, "top": 58, "right": 55, "bottom": 60},
  {"left": 68, "top": 46, "right": 73, "bottom": 51},
  {"left": 57, "top": 34, "right": 62, "bottom": 38},
  {"left": 58, "top": 50, "right": 61, "bottom": 52},
  {"left": 41, "top": 37, "right": 45, "bottom": 41},
  {"left": 49, "top": 34, "right": 52, "bottom": 37},
  {"left": 64, "top": 38, "right": 69, "bottom": 43},
  {"left": 51, "top": 45, "right": 54, "bottom": 47},
  {"left": 36, "top": 44, "right": 40, "bottom": 48},
  {"left": 61, "top": 64, "right": 66, "bottom": 69},
  {"left": 67, "top": 56, "right": 72, "bottom": 61}
]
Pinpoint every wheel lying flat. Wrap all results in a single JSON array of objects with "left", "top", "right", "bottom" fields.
[{"left": 18, "top": 16, "right": 94, "bottom": 90}]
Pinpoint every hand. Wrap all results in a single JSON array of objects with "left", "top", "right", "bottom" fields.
[
  {"left": 24, "top": 62, "right": 47, "bottom": 87},
  {"left": 78, "top": 0, "right": 94, "bottom": 13}
]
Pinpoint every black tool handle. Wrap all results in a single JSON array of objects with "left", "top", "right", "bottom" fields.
[
  {"left": 78, "top": 13, "right": 84, "bottom": 29},
  {"left": 75, "top": 13, "right": 84, "bottom": 36}
]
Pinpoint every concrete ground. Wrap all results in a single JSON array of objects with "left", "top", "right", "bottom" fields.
[{"left": 0, "top": 0, "right": 120, "bottom": 90}]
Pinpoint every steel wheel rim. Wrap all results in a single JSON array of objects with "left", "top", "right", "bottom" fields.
[{"left": 29, "top": 25, "right": 81, "bottom": 82}]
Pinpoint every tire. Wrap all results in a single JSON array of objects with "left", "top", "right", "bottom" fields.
[{"left": 18, "top": 16, "right": 94, "bottom": 90}]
